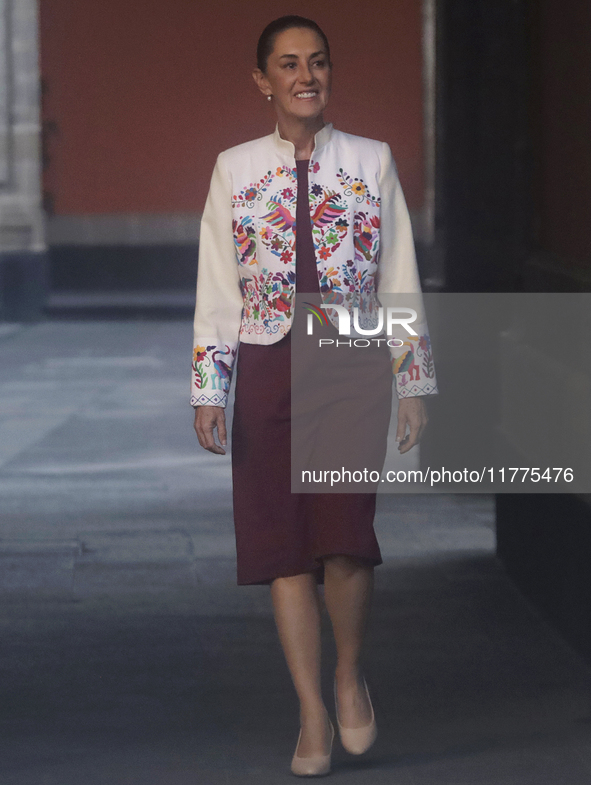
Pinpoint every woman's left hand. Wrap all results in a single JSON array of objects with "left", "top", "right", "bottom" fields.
[{"left": 396, "top": 397, "right": 428, "bottom": 454}]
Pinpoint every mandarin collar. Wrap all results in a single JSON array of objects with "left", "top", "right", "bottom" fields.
[{"left": 272, "top": 122, "right": 333, "bottom": 159}]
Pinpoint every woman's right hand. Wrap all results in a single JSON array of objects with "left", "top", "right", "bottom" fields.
[{"left": 193, "top": 406, "right": 227, "bottom": 455}]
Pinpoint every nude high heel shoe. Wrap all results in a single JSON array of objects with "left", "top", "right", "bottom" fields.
[
  {"left": 334, "top": 676, "right": 377, "bottom": 755},
  {"left": 291, "top": 717, "right": 335, "bottom": 777}
]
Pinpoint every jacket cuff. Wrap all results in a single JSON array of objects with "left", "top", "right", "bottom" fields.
[
  {"left": 394, "top": 374, "right": 438, "bottom": 398},
  {"left": 191, "top": 341, "right": 236, "bottom": 408},
  {"left": 191, "top": 391, "right": 229, "bottom": 408},
  {"left": 390, "top": 329, "right": 438, "bottom": 398}
]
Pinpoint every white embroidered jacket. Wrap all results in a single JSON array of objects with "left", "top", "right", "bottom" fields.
[{"left": 191, "top": 123, "right": 438, "bottom": 407}]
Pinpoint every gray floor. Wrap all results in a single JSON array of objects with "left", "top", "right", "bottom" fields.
[{"left": 0, "top": 319, "right": 590, "bottom": 784}]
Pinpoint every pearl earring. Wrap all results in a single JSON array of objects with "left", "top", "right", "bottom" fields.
[{"left": 267, "top": 95, "right": 272, "bottom": 101}]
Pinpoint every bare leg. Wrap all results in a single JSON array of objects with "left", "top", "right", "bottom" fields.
[
  {"left": 270, "top": 572, "right": 332, "bottom": 756},
  {"left": 323, "top": 555, "right": 374, "bottom": 727}
]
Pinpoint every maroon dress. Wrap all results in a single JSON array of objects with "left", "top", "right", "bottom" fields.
[{"left": 231, "top": 159, "right": 391, "bottom": 585}]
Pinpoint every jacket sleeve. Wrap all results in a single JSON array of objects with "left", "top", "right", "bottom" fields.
[
  {"left": 191, "top": 152, "right": 243, "bottom": 408},
  {"left": 376, "top": 142, "right": 438, "bottom": 398}
]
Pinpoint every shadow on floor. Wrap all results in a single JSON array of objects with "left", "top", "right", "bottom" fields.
[{"left": 0, "top": 548, "right": 590, "bottom": 785}]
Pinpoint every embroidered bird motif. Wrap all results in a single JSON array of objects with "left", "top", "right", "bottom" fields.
[
  {"left": 273, "top": 284, "right": 292, "bottom": 314},
  {"left": 210, "top": 345, "right": 234, "bottom": 389},
  {"left": 392, "top": 339, "right": 421, "bottom": 381},
  {"left": 354, "top": 230, "right": 373, "bottom": 262},
  {"left": 234, "top": 224, "right": 256, "bottom": 265},
  {"left": 262, "top": 197, "right": 296, "bottom": 232},
  {"left": 319, "top": 267, "right": 340, "bottom": 295},
  {"left": 354, "top": 214, "right": 379, "bottom": 262},
  {"left": 311, "top": 192, "right": 347, "bottom": 227}
]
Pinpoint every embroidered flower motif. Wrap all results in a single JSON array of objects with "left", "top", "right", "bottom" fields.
[
  {"left": 311, "top": 183, "right": 323, "bottom": 196},
  {"left": 232, "top": 171, "right": 274, "bottom": 208},
  {"left": 260, "top": 226, "right": 273, "bottom": 240},
  {"left": 193, "top": 346, "right": 207, "bottom": 363},
  {"left": 311, "top": 161, "right": 320, "bottom": 173},
  {"left": 280, "top": 248, "right": 293, "bottom": 264},
  {"left": 318, "top": 246, "right": 332, "bottom": 260},
  {"left": 337, "top": 169, "right": 380, "bottom": 206},
  {"left": 276, "top": 165, "right": 297, "bottom": 179},
  {"left": 281, "top": 188, "right": 294, "bottom": 199}
]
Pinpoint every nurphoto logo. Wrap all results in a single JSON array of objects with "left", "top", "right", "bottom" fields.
[{"left": 303, "top": 302, "right": 418, "bottom": 347}]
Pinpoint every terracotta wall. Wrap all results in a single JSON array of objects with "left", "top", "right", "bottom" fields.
[
  {"left": 533, "top": 1, "right": 591, "bottom": 267},
  {"left": 40, "top": 0, "right": 425, "bottom": 216}
]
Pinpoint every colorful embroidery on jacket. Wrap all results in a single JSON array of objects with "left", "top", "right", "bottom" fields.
[
  {"left": 309, "top": 183, "right": 349, "bottom": 266},
  {"left": 192, "top": 344, "right": 237, "bottom": 394},
  {"left": 239, "top": 267, "right": 295, "bottom": 336},
  {"left": 337, "top": 169, "right": 380, "bottom": 207},
  {"left": 192, "top": 131, "right": 438, "bottom": 406},
  {"left": 391, "top": 333, "right": 437, "bottom": 397},
  {"left": 231, "top": 171, "right": 274, "bottom": 208},
  {"left": 233, "top": 217, "right": 257, "bottom": 266},
  {"left": 308, "top": 174, "right": 381, "bottom": 327}
]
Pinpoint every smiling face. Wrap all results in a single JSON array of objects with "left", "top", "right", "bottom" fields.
[{"left": 253, "top": 26, "right": 332, "bottom": 126}]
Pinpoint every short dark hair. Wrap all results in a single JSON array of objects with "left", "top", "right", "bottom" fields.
[{"left": 256, "top": 15, "right": 331, "bottom": 73}]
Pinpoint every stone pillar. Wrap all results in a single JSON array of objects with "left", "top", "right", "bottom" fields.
[{"left": 0, "top": 0, "right": 46, "bottom": 321}]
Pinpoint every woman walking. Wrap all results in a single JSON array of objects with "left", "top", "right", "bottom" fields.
[{"left": 192, "top": 16, "right": 437, "bottom": 776}]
